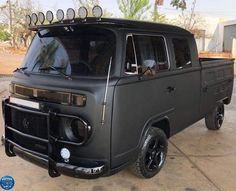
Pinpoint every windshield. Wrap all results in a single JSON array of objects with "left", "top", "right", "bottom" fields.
[{"left": 22, "top": 27, "right": 116, "bottom": 77}]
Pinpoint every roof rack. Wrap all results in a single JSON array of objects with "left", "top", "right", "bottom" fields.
[{"left": 26, "top": 6, "right": 103, "bottom": 28}]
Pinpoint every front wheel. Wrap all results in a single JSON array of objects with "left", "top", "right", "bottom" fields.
[
  {"left": 205, "top": 102, "right": 224, "bottom": 130},
  {"left": 131, "top": 128, "right": 168, "bottom": 178}
]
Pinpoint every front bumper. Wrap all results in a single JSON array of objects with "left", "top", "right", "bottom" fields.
[
  {"left": 3, "top": 98, "right": 106, "bottom": 179},
  {"left": 4, "top": 139, "right": 105, "bottom": 179}
]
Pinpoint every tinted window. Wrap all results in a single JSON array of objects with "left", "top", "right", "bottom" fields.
[
  {"left": 172, "top": 38, "right": 191, "bottom": 68},
  {"left": 133, "top": 35, "right": 168, "bottom": 74},
  {"left": 152, "top": 37, "right": 169, "bottom": 71},
  {"left": 22, "top": 27, "right": 116, "bottom": 77},
  {"left": 124, "top": 36, "right": 138, "bottom": 74}
]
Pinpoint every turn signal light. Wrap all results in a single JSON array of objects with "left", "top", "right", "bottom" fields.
[{"left": 71, "top": 94, "right": 86, "bottom": 107}]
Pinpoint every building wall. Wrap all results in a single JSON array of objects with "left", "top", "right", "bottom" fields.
[
  {"left": 207, "top": 20, "right": 236, "bottom": 52},
  {"left": 223, "top": 24, "right": 236, "bottom": 52}
]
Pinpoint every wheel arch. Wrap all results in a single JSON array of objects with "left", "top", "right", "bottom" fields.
[
  {"left": 138, "top": 116, "right": 171, "bottom": 150},
  {"left": 152, "top": 118, "right": 170, "bottom": 138}
]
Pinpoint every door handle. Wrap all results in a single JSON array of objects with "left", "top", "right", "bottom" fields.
[{"left": 166, "top": 86, "right": 176, "bottom": 93}]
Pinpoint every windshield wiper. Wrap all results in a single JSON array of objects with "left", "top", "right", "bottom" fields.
[
  {"left": 13, "top": 67, "right": 28, "bottom": 75},
  {"left": 39, "top": 66, "right": 72, "bottom": 80}
]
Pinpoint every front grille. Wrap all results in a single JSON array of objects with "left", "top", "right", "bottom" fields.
[
  {"left": 11, "top": 108, "right": 48, "bottom": 139},
  {"left": 12, "top": 132, "right": 48, "bottom": 155}
]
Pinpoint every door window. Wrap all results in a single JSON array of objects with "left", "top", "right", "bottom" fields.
[
  {"left": 172, "top": 38, "right": 192, "bottom": 69},
  {"left": 124, "top": 35, "right": 169, "bottom": 75},
  {"left": 134, "top": 35, "right": 169, "bottom": 74}
]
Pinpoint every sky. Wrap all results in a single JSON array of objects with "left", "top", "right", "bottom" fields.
[
  {"left": 0, "top": 0, "right": 236, "bottom": 20},
  {"left": 37, "top": 0, "right": 236, "bottom": 20}
]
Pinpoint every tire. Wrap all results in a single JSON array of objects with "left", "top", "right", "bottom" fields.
[
  {"left": 131, "top": 127, "right": 168, "bottom": 178},
  {"left": 205, "top": 102, "right": 224, "bottom": 130}
]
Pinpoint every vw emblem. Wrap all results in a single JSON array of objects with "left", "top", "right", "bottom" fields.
[{"left": 22, "top": 118, "right": 30, "bottom": 129}]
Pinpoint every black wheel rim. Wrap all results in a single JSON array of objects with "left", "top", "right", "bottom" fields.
[
  {"left": 145, "top": 137, "right": 165, "bottom": 172},
  {"left": 216, "top": 104, "right": 224, "bottom": 128}
]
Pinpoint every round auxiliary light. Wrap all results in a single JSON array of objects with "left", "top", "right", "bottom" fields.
[
  {"left": 38, "top": 12, "right": 45, "bottom": 25},
  {"left": 92, "top": 5, "right": 103, "bottom": 19},
  {"left": 31, "top": 13, "right": 38, "bottom": 25},
  {"left": 67, "top": 8, "right": 75, "bottom": 20},
  {"left": 56, "top": 9, "right": 64, "bottom": 22},
  {"left": 60, "top": 148, "right": 70, "bottom": 162},
  {"left": 46, "top": 10, "right": 54, "bottom": 23},
  {"left": 78, "top": 6, "right": 88, "bottom": 20},
  {"left": 26, "top": 15, "right": 31, "bottom": 25}
]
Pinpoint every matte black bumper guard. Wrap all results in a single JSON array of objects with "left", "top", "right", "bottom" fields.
[{"left": 3, "top": 98, "right": 105, "bottom": 179}]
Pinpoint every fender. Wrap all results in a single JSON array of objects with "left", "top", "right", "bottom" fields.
[{"left": 137, "top": 108, "right": 173, "bottom": 151}]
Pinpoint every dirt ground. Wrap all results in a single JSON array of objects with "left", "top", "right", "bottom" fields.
[{"left": 0, "top": 44, "right": 25, "bottom": 75}]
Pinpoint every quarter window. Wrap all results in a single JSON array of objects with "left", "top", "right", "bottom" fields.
[
  {"left": 172, "top": 38, "right": 192, "bottom": 69},
  {"left": 124, "top": 36, "right": 137, "bottom": 74}
]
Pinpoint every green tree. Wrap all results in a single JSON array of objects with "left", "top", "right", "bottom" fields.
[
  {"left": 152, "top": 0, "right": 167, "bottom": 22},
  {"left": 0, "top": 0, "right": 40, "bottom": 47},
  {"left": 117, "top": 0, "right": 151, "bottom": 20},
  {"left": 0, "top": 26, "right": 11, "bottom": 41},
  {"left": 170, "top": 0, "right": 187, "bottom": 10},
  {"left": 174, "top": 0, "right": 205, "bottom": 33}
]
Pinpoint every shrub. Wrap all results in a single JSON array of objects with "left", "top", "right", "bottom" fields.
[{"left": 0, "top": 29, "right": 11, "bottom": 41}]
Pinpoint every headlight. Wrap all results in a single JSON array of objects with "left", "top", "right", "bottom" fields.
[
  {"left": 71, "top": 119, "right": 86, "bottom": 140},
  {"left": 64, "top": 118, "right": 91, "bottom": 143},
  {"left": 9, "top": 83, "right": 14, "bottom": 94}
]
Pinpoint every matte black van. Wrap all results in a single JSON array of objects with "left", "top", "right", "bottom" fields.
[{"left": 2, "top": 16, "right": 234, "bottom": 179}]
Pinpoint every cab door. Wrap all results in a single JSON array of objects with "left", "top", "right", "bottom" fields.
[
  {"left": 169, "top": 37, "right": 201, "bottom": 134},
  {"left": 111, "top": 34, "right": 175, "bottom": 168}
]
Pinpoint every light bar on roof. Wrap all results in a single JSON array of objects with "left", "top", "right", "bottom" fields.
[
  {"left": 26, "top": 6, "right": 105, "bottom": 27},
  {"left": 56, "top": 9, "right": 64, "bottom": 22},
  {"left": 38, "top": 12, "right": 45, "bottom": 25},
  {"left": 92, "top": 5, "right": 103, "bottom": 19},
  {"left": 46, "top": 10, "right": 54, "bottom": 23},
  {"left": 78, "top": 6, "right": 88, "bottom": 20},
  {"left": 31, "top": 13, "right": 38, "bottom": 25},
  {"left": 26, "top": 15, "right": 31, "bottom": 26},
  {"left": 67, "top": 8, "right": 75, "bottom": 20}
]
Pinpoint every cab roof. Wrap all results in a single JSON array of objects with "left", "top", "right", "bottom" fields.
[{"left": 29, "top": 17, "right": 192, "bottom": 35}]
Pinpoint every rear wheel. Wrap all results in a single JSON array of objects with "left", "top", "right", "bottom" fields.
[
  {"left": 131, "top": 128, "right": 168, "bottom": 178},
  {"left": 205, "top": 102, "right": 224, "bottom": 130}
]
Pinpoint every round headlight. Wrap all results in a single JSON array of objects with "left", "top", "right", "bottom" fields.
[
  {"left": 67, "top": 8, "right": 75, "bottom": 20},
  {"left": 71, "top": 119, "right": 86, "bottom": 140},
  {"left": 56, "top": 9, "right": 64, "bottom": 22},
  {"left": 31, "top": 13, "right": 38, "bottom": 25},
  {"left": 46, "top": 10, "right": 54, "bottom": 23},
  {"left": 78, "top": 6, "right": 88, "bottom": 20},
  {"left": 38, "top": 12, "right": 45, "bottom": 24},
  {"left": 64, "top": 118, "right": 91, "bottom": 143},
  {"left": 26, "top": 15, "right": 31, "bottom": 25},
  {"left": 92, "top": 5, "right": 103, "bottom": 19}
]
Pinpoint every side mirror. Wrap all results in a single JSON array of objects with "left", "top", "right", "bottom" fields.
[
  {"left": 140, "top": 59, "right": 156, "bottom": 77},
  {"left": 125, "top": 62, "right": 137, "bottom": 73}
]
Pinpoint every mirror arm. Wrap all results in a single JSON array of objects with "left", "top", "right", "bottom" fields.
[{"left": 138, "top": 67, "right": 152, "bottom": 80}]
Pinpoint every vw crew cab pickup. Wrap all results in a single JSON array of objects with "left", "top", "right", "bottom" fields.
[{"left": 2, "top": 16, "right": 234, "bottom": 179}]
